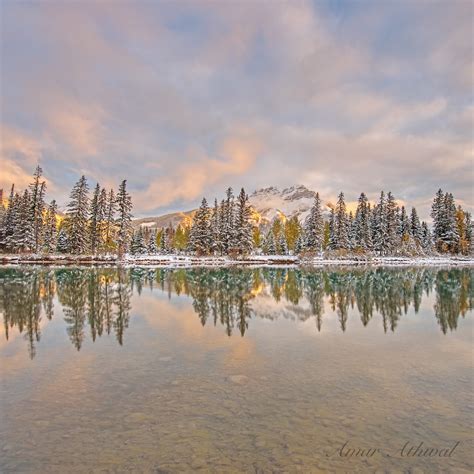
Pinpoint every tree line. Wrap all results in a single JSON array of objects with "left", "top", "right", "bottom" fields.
[
  {"left": 0, "top": 167, "right": 472, "bottom": 257},
  {"left": 0, "top": 166, "right": 133, "bottom": 256}
]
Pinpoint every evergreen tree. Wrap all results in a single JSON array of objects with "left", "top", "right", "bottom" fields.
[
  {"left": 294, "top": 234, "right": 304, "bottom": 254},
  {"left": 29, "top": 166, "right": 47, "bottom": 252},
  {"left": 334, "top": 192, "right": 349, "bottom": 250},
  {"left": 304, "top": 193, "right": 324, "bottom": 252},
  {"left": 431, "top": 188, "right": 445, "bottom": 251},
  {"left": 263, "top": 229, "right": 276, "bottom": 255},
  {"left": 354, "top": 193, "right": 372, "bottom": 251},
  {"left": 65, "top": 175, "right": 90, "bottom": 254},
  {"left": 398, "top": 206, "right": 410, "bottom": 240},
  {"left": 1, "top": 184, "right": 15, "bottom": 251},
  {"left": 421, "top": 222, "right": 433, "bottom": 254},
  {"left": 373, "top": 191, "right": 389, "bottom": 255},
  {"left": 130, "top": 228, "right": 147, "bottom": 255},
  {"left": 13, "top": 190, "right": 34, "bottom": 252},
  {"left": 278, "top": 230, "right": 288, "bottom": 255},
  {"left": 116, "top": 180, "right": 133, "bottom": 256},
  {"left": 223, "top": 188, "right": 236, "bottom": 253},
  {"left": 148, "top": 231, "right": 159, "bottom": 254},
  {"left": 56, "top": 227, "right": 69, "bottom": 253},
  {"left": 235, "top": 188, "right": 253, "bottom": 255},
  {"left": 43, "top": 200, "right": 58, "bottom": 253},
  {"left": 441, "top": 193, "right": 459, "bottom": 252},
  {"left": 104, "top": 189, "right": 116, "bottom": 252},
  {"left": 189, "top": 198, "right": 211, "bottom": 255},
  {"left": 328, "top": 207, "right": 336, "bottom": 250},
  {"left": 410, "top": 207, "right": 423, "bottom": 245},
  {"left": 211, "top": 199, "right": 221, "bottom": 255},
  {"left": 89, "top": 183, "right": 103, "bottom": 254},
  {"left": 386, "top": 192, "right": 398, "bottom": 252}
]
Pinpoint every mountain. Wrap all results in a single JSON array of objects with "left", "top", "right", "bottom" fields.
[{"left": 133, "top": 185, "right": 320, "bottom": 230}]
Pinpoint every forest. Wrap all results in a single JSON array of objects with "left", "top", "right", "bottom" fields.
[{"left": 0, "top": 167, "right": 472, "bottom": 257}]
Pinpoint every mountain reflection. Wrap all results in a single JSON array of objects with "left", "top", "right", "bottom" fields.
[{"left": 1, "top": 267, "right": 472, "bottom": 358}]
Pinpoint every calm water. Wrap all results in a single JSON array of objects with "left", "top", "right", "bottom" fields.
[{"left": 0, "top": 266, "right": 473, "bottom": 473}]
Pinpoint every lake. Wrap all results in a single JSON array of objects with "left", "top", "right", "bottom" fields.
[{"left": 0, "top": 266, "right": 472, "bottom": 473}]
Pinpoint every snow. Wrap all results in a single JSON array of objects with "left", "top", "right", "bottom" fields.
[{"left": 1, "top": 253, "right": 473, "bottom": 268}]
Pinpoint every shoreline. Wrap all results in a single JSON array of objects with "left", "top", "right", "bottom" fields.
[{"left": 1, "top": 254, "right": 473, "bottom": 268}]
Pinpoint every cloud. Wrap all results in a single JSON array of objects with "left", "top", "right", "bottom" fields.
[
  {"left": 0, "top": 0, "right": 472, "bottom": 218},
  {"left": 134, "top": 134, "right": 262, "bottom": 211}
]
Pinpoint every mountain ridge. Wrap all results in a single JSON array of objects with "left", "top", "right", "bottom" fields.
[{"left": 133, "top": 185, "right": 320, "bottom": 230}]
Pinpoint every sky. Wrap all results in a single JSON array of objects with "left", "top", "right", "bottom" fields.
[{"left": 1, "top": 0, "right": 472, "bottom": 219}]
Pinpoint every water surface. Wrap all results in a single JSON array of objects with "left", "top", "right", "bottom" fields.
[{"left": 0, "top": 266, "right": 473, "bottom": 472}]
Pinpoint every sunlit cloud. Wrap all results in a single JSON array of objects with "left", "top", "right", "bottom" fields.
[{"left": 0, "top": 0, "right": 472, "bottom": 218}]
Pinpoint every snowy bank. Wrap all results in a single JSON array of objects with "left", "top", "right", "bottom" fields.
[{"left": 0, "top": 254, "right": 473, "bottom": 268}]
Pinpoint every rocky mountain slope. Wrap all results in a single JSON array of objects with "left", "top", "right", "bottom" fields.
[{"left": 133, "top": 185, "right": 320, "bottom": 230}]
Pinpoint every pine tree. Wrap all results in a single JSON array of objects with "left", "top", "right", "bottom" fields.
[
  {"left": 431, "top": 188, "right": 444, "bottom": 251},
  {"left": 398, "top": 206, "right": 410, "bottom": 240},
  {"left": 386, "top": 192, "right": 398, "bottom": 252},
  {"left": 1, "top": 184, "right": 15, "bottom": 251},
  {"left": 43, "top": 200, "right": 58, "bottom": 253},
  {"left": 410, "top": 207, "right": 423, "bottom": 246},
  {"left": 130, "top": 228, "right": 147, "bottom": 255},
  {"left": 263, "top": 229, "right": 276, "bottom": 255},
  {"left": 328, "top": 207, "right": 336, "bottom": 250},
  {"left": 441, "top": 193, "right": 459, "bottom": 253},
  {"left": 223, "top": 188, "right": 236, "bottom": 253},
  {"left": 373, "top": 191, "right": 389, "bottom": 255},
  {"left": 65, "top": 175, "right": 90, "bottom": 254},
  {"left": 278, "top": 230, "right": 288, "bottom": 255},
  {"left": 188, "top": 198, "right": 211, "bottom": 255},
  {"left": 13, "top": 190, "right": 34, "bottom": 252},
  {"left": 148, "top": 231, "right": 159, "bottom": 254},
  {"left": 354, "top": 192, "right": 372, "bottom": 251},
  {"left": 465, "top": 212, "right": 473, "bottom": 255},
  {"left": 304, "top": 193, "right": 324, "bottom": 252},
  {"left": 334, "top": 192, "right": 349, "bottom": 250},
  {"left": 56, "top": 227, "right": 69, "bottom": 253},
  {"left": 421, "top": 222, "right": 433, "bottom": 254},
  {"left": 211, "top": 199, "right": 221, "bottom": 255},
  {"left": 89, "top": 183, "right": 102, "bottom": 254},
  {"left": 104, "top": 189, "right": 116, "bottom": 252},
  {"left": 29, "top": 166, "right": 46, "bottom": 252},
  {"left": 116, "top": 180, "right": 133, "bottom": 256},
  {"left": 235, "top": 188, "right": 253, "bottom": 255},
  {"left": 294, "top": 234, "right": 304, "bottom": 254}
]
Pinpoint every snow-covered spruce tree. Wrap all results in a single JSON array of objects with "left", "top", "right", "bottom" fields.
[
  {"left": 1, "top": 184, "right": 15, "bottom": 251},
  {"left": 4, "top": 191, "right": 21, "bottom": 252},
  {"left": 465, "top": 212, "right": 473, "bottom": 255},
  {"left": 373, "top": 191, "right": 389, "bottom": 255},
  {"left": 278, "top": 230, "right": 288, "bottom": 255},
  {"left": 43, "top": 200, "right": 58, "bottom": 253},
  {"left": 304, "top": 192, "right": 324, "bottom": 252},
  {"left": 29, "top": 166, "right": 46, "bottom": 252},
  {"left": 235, "top": 188, "right": 253, "bottom": 255},
  {"left": 421, "top": 222, "right": 433, "bottom": 254},
  {"left": 294, "top": 233, "right": 304, "bottom": 254},
  {"left": 263, "top": 229, "right": 276, "bottom": 255},
  {"left": 223, "top": 188, "right": 236, "bottom": 253},
  {"left": 116, "top": 180, "right": 133, "bottom": 256},
  {"left": 130, "top": 228, "right": 147, "bottom": 255},
  {"left": 398, "top": 206, "right": 410, "bottom": 240},
  {"left": 354, "top": 192, "right": 372, "bottom": 252},
  {"left": 210, "top": 199, "right": 221, "bottom": 255},
  {"left": 65, "top": 175, "right": 90, "bottom": 254},
  {"left": 56, "top": 226, "right": 69, "bottom": 253},
  {"left": 386, "top": 192, "right": 398, "bottom": 253},
  {"left": 13, "top": 190, "right": 35, "bottom": 253},
  {"left": 89, "top": 184, "right": 104, "bottom": 254},
  {"left": 441, "top": 193, "right": 459, "bottom": 253},
  {"left": 410, "top": 207, "right": 423, "bottom": 246},
  {"left": 217, "top": 199, "right": 226, "bottom": 255},
  {"left": 328, "top": 207, "right": 336, "bottom": 250},
  {"left": 104, "top": 189, "right": 117, "bottom": 252},
  {"left": 148, "top": 231, "right": 159, "bottom": 254},
  {"left": 159, "top": 227, "right": 170, "bottom": 254},
  {"left": 334, "top": 192, "right": 349, "bottom": 250},
  {"left": 348, "top": 211, "right": 357, "bottom": 250},
  {"left": 431, "top": 188, "right": 444, "bottom": 252},
  {"left": 97, "top": 187, "right": 108, "bottom": 252},
  {"left": 188, "top": 197, "right": 211, "bottom": 255}
]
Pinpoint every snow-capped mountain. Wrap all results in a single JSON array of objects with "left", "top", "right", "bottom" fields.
[
  {"left": 133, "top": 185, "right": 319, "bottom": 229},
  {"left": 248, "top": 185, "right": 317, "bottom": 226}
]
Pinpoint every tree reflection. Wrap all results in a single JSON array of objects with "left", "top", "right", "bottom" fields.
[{"left": 0, "top": 266, "right": 472, "bottom": 357}]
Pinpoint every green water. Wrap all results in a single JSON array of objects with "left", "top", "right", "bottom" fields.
[{"left": 0, "top": 266, "right": 473, "bottom": 473}]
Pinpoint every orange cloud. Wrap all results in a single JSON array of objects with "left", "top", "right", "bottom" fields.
[{"left": 135, "top": 134, "right": 262, "bottom": 211}]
